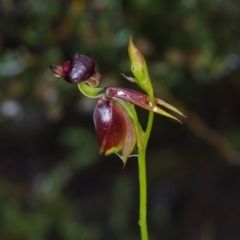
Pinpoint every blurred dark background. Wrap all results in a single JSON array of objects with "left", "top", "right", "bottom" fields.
[{"left": 1, "top": 0, "right": 240, "bottom": 239}]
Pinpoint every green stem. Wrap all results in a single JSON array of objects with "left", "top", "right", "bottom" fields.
[
  {"left": 119, "top": 90, "right": 154, "bottom": 240},
  {"left": 144, "top": 110, "right": 154, "bottom": 144},
  {"left": 137, "top": 91, "right": 154, "bottom": 240},
  {"left": 138, "top": 146, "right": 149, "bottom": 240}
]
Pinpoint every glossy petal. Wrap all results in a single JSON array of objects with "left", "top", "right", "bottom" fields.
[
  {"left": 66, "top": 53, "right": 95, "bottom": 84},
  {"left": 105, "top": 87, "right": 185, "bottom": 122},
  {"left": 50, "top": 53, "right": 97, "bottom": 84},
  {"left": 93, "top": 97, "right": 136, "bottom": 164}
]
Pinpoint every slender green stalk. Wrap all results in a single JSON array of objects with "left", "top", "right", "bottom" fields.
[
  {"left": 144, "top": 110, "right": 154, "bottom": 144},
  {"left": 137, "top": 90, "right": 154, "bottom": 240},
  {"left": 144, "top": 87, "right": 154, "bottom": 144},
  {"left": 137, "top": 146, "right": 149, "bottom": 240}
]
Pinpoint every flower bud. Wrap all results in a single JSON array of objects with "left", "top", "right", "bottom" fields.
[{"left": 128, "top": 37, "right": 153, "bottom": 95}]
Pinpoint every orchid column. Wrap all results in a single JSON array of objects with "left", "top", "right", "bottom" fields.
[{"left": 50, "top": 38, "right": 184, "bottom": 240}]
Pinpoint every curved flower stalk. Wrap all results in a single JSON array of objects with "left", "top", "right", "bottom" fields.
[{"left": 50, "top": 39, "right": 185, "bottom": 240}]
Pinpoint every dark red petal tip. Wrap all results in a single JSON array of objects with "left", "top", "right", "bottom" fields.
[{"left": 50, "top": 64, "right": 57, "bottom": 70}]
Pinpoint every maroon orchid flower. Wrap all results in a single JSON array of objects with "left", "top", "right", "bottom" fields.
[
  {"left": 50, "top": 40, "right": 185, "bottom": 239},
  {"left": 92, "top": 86, "right": 184, "bottom": 164},
  {"left": 50, "top": 53, "right": 184, "bottom": 164}
]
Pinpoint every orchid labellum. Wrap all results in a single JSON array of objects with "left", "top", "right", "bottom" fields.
[{"left": 50, "top": 53, "right": 101, "bottom": 87}]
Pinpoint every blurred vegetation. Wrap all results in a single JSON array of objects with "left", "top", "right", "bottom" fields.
[{"left": 0, "top": 0, "right": 240, "bottom": 239}]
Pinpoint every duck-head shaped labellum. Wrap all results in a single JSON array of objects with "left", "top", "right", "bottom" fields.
[{"left": 50, "top": 53, "right": 101, "bottom": 86}]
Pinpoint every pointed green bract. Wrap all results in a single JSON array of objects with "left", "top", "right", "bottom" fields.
[{"left": 128, "top": 37, "right": 153, "bottom": 96}]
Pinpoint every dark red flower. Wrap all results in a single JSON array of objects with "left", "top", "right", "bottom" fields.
[
  {"left": 93, "top": 96, "right": 136, "bottom": 163},
  {"left": 50, "top": 53, "right": 101, "bottom": 85},
  {"left": 50, "top": 53, "right": 184, "bottom": 164}
]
